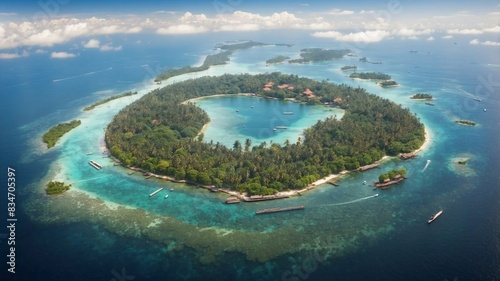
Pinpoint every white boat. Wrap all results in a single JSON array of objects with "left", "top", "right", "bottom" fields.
[
  {"left": 165, "top": 194, "right": 169, "bottom": 199},
  {"left": 428, "top": 210, "right": 443, "bottom": 224},
  {"left": 169, "top": 188, "right": 174, "bottom": 191},
  {"left": 363, "top": 180, "right": 367, "bottom": 185}
]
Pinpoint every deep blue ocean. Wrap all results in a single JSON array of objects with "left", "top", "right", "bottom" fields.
[{"left": 1, "top": 31, "right": 499, "bottom": 281}]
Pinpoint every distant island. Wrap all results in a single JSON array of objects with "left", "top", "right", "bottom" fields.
[
  {"left": 410, "top": 93, "right": 433, "bottom": 100},
  {"left": 455, "top": 119, "right": 476, "bottom": 126},
  {"left": 359, "top": 57, "right": 382, "bottom": 64},
  {"left": 46, "top": 181, "right": 71, "bottom": 195},
  {"left": 106, "top": 73, "right": 425, "bottom": 196},
  {"left": 380, "top": 80, "right": 398, "bottom": 87},
  {"left": 266, "top": 55, "right": 290, "bottom": 64},
  {"left": 350, "top": 72, "right": 391, "bottom": 80},
  {"left": 84, "top": 91, "right": 137, "bottom": 111},
  {"left": 155, "top": 41, "right": 289, "bottom": 82},
  {"left": 341, "top": 65, "right": 357, "bottom": 71},
  {"left": 42, "top": 120, "right": 81, "bottom": 148},
  {"left": 289, "top": 48, "right": 351, "bottom": 64}
]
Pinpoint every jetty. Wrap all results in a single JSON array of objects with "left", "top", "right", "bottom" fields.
[
  {"left": 357, "top": 163, "right": 380, "bottom": 172},
  {"left": 255, "top": 205, "right": 304, "bottom": 215},
  {"left": 225, "top": 197, "right": 241, "bottom": 204},
  {"left": 149, "top": 187, "right": 164, "bottom": 197},
  {"left": 399, "top": 152, "right": 417, "bottom": 160},
  {"left": 88, "top": 160, "right": 102, "bottom": 170}
]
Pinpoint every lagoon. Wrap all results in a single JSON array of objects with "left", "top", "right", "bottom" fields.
[{"left": 194, "top": 95, "right": 344, "bottom": 147}]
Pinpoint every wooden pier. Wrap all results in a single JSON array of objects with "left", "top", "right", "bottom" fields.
[
  {"left": 255, "top": 205, "right": 304, "bottom": 215},
  {"left": 149, "top": 187, "right": 164, "bottom": 197},
  {"left": 357, "top": 163, "right": 379, "bottom": 172}
]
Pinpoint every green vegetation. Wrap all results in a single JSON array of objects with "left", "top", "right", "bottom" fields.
[
  {"left": 155, "top": 51, "right": 231, "bottom": 82},
  {"left": 46, "top": 181, "right": 71, "bottom": 195},
  {"left": 42, "top": 120, "right": 81, "bottom": 148},
  {"left": 155, "top": 41, "right": 286, "bottom": 82},
  {"left": 341, "top": 65, "right": 357, "bottom": 71},
  {"left": 266, "top": 55, "right": 290, "bottom": 64},
  {"left": 458, "top": 160, "right": 467, "bottom": 165},
  {"left": 289, "top": 48, "right": 351, "bottom": 64},
  {"left": 410, "top": 93, "right": 433, "bottom": 100},
  {"left": 455, "top": 120, "right": 476, "bottom": 126},
  {"left": 378, "top": 168, "right": 407, "bottom": 183},
  {"left": 84, "top": 91, "right": 137, "bottom": 111},
  {"left": 106, "top": 73, "right": 424, "bottom": 195},
  {"left": 350, "top": 72, "right": 391, "bottom": 80},
  {"left": 380, "top": 80, "right": 398, "bottom": 87}
]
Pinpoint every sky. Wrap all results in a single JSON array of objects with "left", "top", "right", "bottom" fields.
[{"left": 0, "top": 0, "right": 498, "bottom": 59}]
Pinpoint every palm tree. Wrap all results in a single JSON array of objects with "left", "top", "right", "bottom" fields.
[
  {"left": 244, "top": 138, "right": 252, "bottom": 152},
  {"left": 233, "top": 140, "right": 242, "bottom": 151}
]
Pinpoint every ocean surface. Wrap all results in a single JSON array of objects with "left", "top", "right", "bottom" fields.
[{"left": 0, "top": 31, "right": 499, "bottom": 281}]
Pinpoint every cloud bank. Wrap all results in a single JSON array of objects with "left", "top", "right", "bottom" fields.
[{"left": 0, "top": 8, "right": 498, "bottom": 52}]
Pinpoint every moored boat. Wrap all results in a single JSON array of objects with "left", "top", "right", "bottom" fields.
[{"left": 428, "top": 210, "right": 443, "bottom": 224}]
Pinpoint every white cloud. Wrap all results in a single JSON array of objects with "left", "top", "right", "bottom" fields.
[
  {"left": 313, "top": 30, "right": 391, "bottom": 43},
  {"left": 83, "top": 39, "right": 100, "bottom": 48},
  {"left": 156, "top": 24, "right": 209, "bottom": 35},
  {"left": 442, "top": 35, "right": 453, "bottom": 39},
  {"left": 396, "top": 28, "right": 434, "bottom": 36},
  {"left": 35, "top": 49, "right": 47, "bottom": 54},
  {"left": 328, "top": 9, "right": 354, "bottom": 16},
  {"left": 100, "top": 44, "right": 122, "bottom": 51},
  {"left": 447, "top": 28, "right": 483, "bottom": 34},
  {"left": 0, "top": 52, "right": 23, "bottom": 59},
  {"left": 426, "top": 36, "right": 435, "bottom": 41},
  {"left": 470, "top": 39, "right": 500, "bottom": 46},
  {"left": 483, "top": 25, "right": 500, "bottom": 33},
  {"left": 51, "top": 51, "right": 76, "bottom": 58}
]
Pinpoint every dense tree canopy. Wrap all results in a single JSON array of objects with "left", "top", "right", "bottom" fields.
[{"left": 106, "top": 73, "right": 424, "bottom": 195}]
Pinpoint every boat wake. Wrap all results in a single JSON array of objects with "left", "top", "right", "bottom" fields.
[
  {"left": 422, "top": 159, "right": 431, "bottom": 172},
  {"left": 53, "top": 67, "right": 113, "bottom": 82},
  {"left": 321, "top": 194, "right": 379, "bottom": 207}
]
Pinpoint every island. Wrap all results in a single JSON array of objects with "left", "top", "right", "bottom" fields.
[
  {"left": 84, "top": 91, "right": 137, "bottom": 111},
  {"left": 380, "top": 80, "right": 398, "bottom": 87},
  {"left": 341, "top": 65, "right": 357, "bottom": 71},
  {"left": 42, "top": 120, "right": 81, "bottom": 148},
  {"left": 288, "top": 48, "right": 351, "bottom": 64},
  {"left": 349, "top": 72, "right": 391, "bottom": 80},
  {"left": 155, "top": 41, "right": 289, "bottom": 82},
  {"left": 410, "top": 93, "right": 433, "bottom": 100},
  {"left": 359, "top": 57, "right": 382, "bottom": 64},
  {"left": 455, "top": 120, "right": 476, "bottom": 126},
  {"left": 266, "top": 55, "right": 290, "bottom": 65},
  {"left": 458, "top": 160, "right": 467, "bottom": 165},
  {"left": 375, "top": 168, "right": 407, "bottom": 189},
  {"left": 106, "top": 72, "right": 425, "bottom": 196},
  {"left": 46, "top": 181, "right": 71, "bottom": 195}
]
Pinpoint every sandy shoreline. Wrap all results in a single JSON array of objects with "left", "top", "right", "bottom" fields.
[{"left": 181, "top": 93, "right": 255, "bottom": 105}]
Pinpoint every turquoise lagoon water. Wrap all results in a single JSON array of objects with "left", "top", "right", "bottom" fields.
[{"left": 1, "top": 32, "right": 499, "bottom": 281}]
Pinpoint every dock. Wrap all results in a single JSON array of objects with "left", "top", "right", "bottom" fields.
[
  {"left": 357, "top": 163, "right": 380, "bottom": 172},
  {"left": 225, "top": 197, "right": 241, "bottom": 204},
  {"left": 255, "top": 205, "right": 304, "bottom": 215},
  {"left": 399, "top": 152, "right": 417, "bottom": 160},
  {"left": 149, "top": 187, "right": 164, "bottom": 197},
  {"left": 89, "top": 160, "right": 102, "bottom": 170}
]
